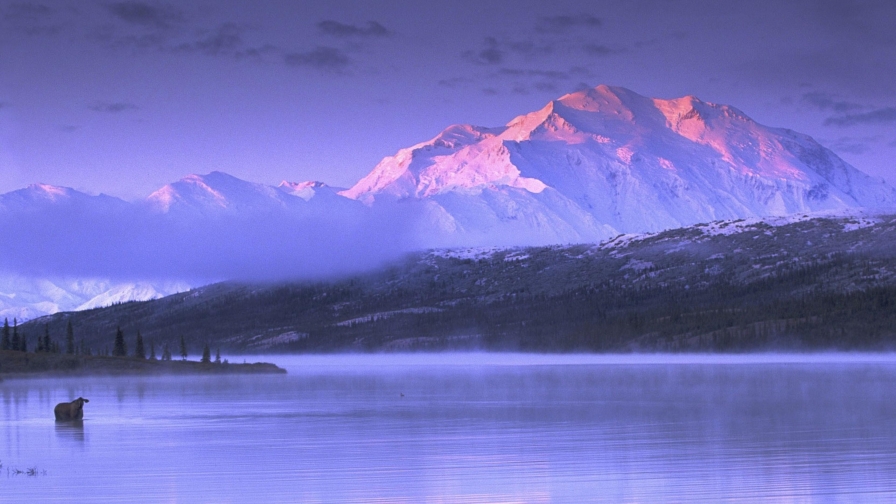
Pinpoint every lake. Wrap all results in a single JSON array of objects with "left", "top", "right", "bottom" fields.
[{"left": 3, "top": 353, "right": 896, "bottom": 502}]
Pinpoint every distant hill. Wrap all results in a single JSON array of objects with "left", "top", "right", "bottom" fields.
[{"left": 22, "top": 212, "right": 896, "bottom": 353}]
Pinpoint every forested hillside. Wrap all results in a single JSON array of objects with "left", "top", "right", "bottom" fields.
[{"left": 21, "top": 213, "right": 896, "bottom": 354}]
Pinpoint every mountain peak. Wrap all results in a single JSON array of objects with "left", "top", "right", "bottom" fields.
[
  {"left": 342, "top": 84, "right": 895, "bottom": 243},
  {"left": 26, "top": 183, "right": 73, "bottom": 201},
  {"left": 278, "top": 180, "right": 330, "bottom": 201}
]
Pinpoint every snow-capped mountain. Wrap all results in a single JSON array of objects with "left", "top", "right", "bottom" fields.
[
  {"left": 147, "top": 171, "right": 308, "bottom": 214},
  {"left": 342, "top": 85, "right": 895, "bottom": 245},
  {"left": 0, "top": 276, "right": 189, "bottom": 321},
  {"left": 3, "top": 85, "right": 896, "bottom": 319},
  {"left": 0, "top": 183, "right": 129, "bottom": 214}
]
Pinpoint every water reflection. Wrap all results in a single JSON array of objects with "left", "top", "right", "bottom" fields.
[
  {"left": 54, "top": 420, "right": 85, "bottom": 443},
  {"left": 2, "top": 354, "right": 896, "bottom": 502}
]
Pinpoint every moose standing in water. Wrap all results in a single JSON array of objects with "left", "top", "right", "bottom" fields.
[{"left": 54, "top": 397, "right": 89, "bottom": 421}]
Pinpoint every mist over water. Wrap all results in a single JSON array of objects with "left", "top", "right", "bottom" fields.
[{"left": 4, "top": 354, "right": 896, "bottom": 502}]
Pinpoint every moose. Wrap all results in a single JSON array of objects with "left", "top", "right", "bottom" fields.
[{"left": 54, "top": 397, "right": 89, "bottom": 421}]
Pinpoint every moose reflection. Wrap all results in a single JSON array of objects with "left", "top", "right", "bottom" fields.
[{"left": 54, "top": 397, "right": 89, "bottom": 421}]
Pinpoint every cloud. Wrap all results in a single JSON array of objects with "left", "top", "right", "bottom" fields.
[
  {"left": 103, "top": 2, "right": 183, "bottom": 29},
  {"left": 825, "top": 107, "right": 896, "bottom": 127},
  {"left": 283, "top": 46, "right": 350, "bottom": 72},
  {"left": 801, "top": 91, "right": 863, "bottom": 113},
  {"left": 1, "top": 1, "right": 66, "bottom": 35},
  {"left": 317, "top": 20, "right": 391, "bottom": 37},
  {"left": 826, "top": 136, "right": 880, "bottom": 155},
  {"left": 89, "top": 102, "right": 138, "bottom": 113},
  {"left": 535, "top": 14, "right": 602, "bottom": 33},
  {"left": 504, "top": 40, "right": 554, "bottom": 58},
  {"left": 0, "top": 192, "right": 423, "bottom": 283},
  {"left": 498, "top": 68, "right": 568, "bottom": 80},
  {"left": 172, "top": 23, "right": 274, "bottom": 58},
  {"left": 462, "top": 37, "right": 504, "bottom": 65},
  {"left": 582, "top": 43, "right": 621, "bottom": 56}
]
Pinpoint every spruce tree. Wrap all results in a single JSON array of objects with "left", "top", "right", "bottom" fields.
[
  {"left": 179, "top": 336, "right": 187, "bottom": 361},
  {"left": 37, "top": 332, "right": 45, "bottom": 352},
  {"left": 135, "top": 330, "right": 146, "bottom": 359},
  {"left": 201, "top": 342, "right": 211, "bottom": 363},
  {"left": 214, "top": 348, "right": 221, "bottom": 364},
  {"left": 149, "top": 341, "right": 157, "bottom": 361},
  {"left": 113, "top": 327, "right": 127, "bottom": 357},
  {"left": 21, "top": 335, "right": 27, "bottom": 353},
  {"left": 43, "top": 324, "right": 51, "bottom": 354},
  {"left": 162, "top": 343, "right": 171, "bottom": 361},
  {"left": 12, "top": 319, "right": 20, "bottom": 351},
  {"left": 66, "top": 321, "right": 75, "bottom": 354},
  {"left": 2, "top": 318, "right": 9, "bottom": 350}
]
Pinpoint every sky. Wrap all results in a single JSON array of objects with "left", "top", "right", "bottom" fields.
[{"left": 0, "top": 0, "right": 895, "bottom": 200}]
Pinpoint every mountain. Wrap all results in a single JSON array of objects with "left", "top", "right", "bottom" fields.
[
  {"left": 3, "top": 85, "right": 896, "bottom": 320},
  {"left": 0, "top": 183, "right": 130, "bottom": 215},
  {"left": 145, "top": 171, "right": 351, "bottom": 215},
  {"left": 24, "top": 212, "right": 896, "bottom": 352},
  {"left": 0, "top": 276, "right": 189, "bottom": 321},
  {"left": 342, "top": 85, "right": 896, "bottom": 245}
]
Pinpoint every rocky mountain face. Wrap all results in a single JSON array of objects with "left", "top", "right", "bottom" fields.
[
  {"left": 342, "top": 85, "right": 895, "bottom": 245},
  {"left": 3, "top": 85, "right": 895, "bottom": 320}
]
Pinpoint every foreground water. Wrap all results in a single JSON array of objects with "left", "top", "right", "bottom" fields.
[{"left": 3, "top": 354, "right": 896, "bottom": 503}]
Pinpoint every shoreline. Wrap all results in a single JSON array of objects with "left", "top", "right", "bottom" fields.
[{"left": 0, "top": 350, "right": 286, "bottom": 378}]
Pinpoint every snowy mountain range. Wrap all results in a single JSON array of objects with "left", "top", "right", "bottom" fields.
[
  {"left": 2, "top": 85, "right": 894, "bottom": 320},
  {"left": 343, "top": 85, "right": 895, "bottom": 244}
]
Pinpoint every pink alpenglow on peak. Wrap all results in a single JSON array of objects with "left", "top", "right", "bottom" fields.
[{"left": 340, "top": 85, "right": 896, "bottom": 246}]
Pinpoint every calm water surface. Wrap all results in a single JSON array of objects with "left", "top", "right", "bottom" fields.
[{"left": 3, "top": 354, "right": 896, "bottom": 503}]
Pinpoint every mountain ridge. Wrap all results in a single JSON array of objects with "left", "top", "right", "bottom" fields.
[{"left": 2, "top": 85, "right": 895, "bottom": 320}]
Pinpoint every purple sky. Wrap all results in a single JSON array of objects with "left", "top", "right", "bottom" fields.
[{"left": 1, "top": 0, "right": 895, "bottom": 200}]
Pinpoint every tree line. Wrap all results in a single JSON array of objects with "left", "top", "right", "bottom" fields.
[{"left": 2, "top": 318, "right": 221, "bottom": 364}]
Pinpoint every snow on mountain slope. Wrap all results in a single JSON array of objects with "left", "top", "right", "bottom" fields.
[
  {"left": 0, "top": 276, "right": 189, "bottom": 321},
  {"left": 0, "top": 183, "right": 129, "bottom": 214},
  {"left": 146, "top": 171, "right": 302, "bottom": 215},
  {"left": 343, "top": 85, "right": 896, "bottom": 245}
]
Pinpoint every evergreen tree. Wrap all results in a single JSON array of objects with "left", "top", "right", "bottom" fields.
[
  {"left": 135, "top": 330, "right": 146, "bottom": 359},
  {"left": 113, "top": 327, "right": 127, "bottom": 357},
  {"left": 21, "top": 334, "right": 27, "bottom": 353},
  {"left": 43, "top": 324, "right": 51, "bottom": 354},
  {"left": 66, "top": 321, "right": 75, "bottom": 354},
  {"left": 179, "top": 336, "right": 187, "bottom": 360},
  {"left": 214, "top": 348, "right": 221, "bottom": 364},
  {"left": 149, "top": 341, "right": 157, "bottom": 361},
  {"left": 37, "top": 332, "right": 45, "bottom": 352},
  {"left": 162, "top": 343, "right": 171, "bottom": 361},
  {"left": 2, "top": 318, "right": 9, "bottom": 350},
  {"left": 201, "top": 342, "right": 211, "bottom": 363},
  {"left": 11, "top": 319, "right": 20, "bottom": 351}
]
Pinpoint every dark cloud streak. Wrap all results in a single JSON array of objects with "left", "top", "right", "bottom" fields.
[
  {"left": 825, "top": 107, "right": 896, "bottom": 127},
  {"left": 801, "top": 91, "right": 863, "bottom": 113},
  {"left": 1, "top": 2, "right": 65, "bottom": 35},
  {"left": 535, "top": 14, "right": 602, "bottom": 33},
  {"left": 317, "top": 20, "right": 391, "bottom": 37},
  {"left": 284, "top": 47, "right": 350, "bottom": 72},
  {"left": 103, "top": 2, "right": 183, "bottom": 29},
  {"left": 462, "top": 37, "right": 503, "bottom": 65}
]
